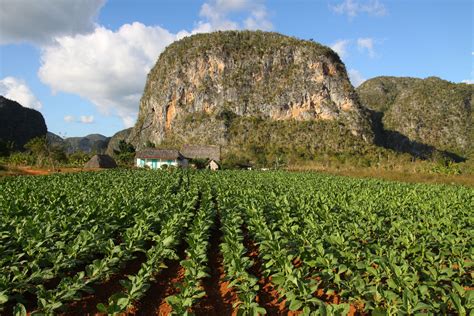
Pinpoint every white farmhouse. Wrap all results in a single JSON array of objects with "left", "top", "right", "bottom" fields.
[{"left": 135, "top": 149, "right": 188, "bottom": 169}]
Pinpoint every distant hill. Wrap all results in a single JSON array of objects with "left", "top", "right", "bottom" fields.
[
  {"left": 357, "top": 76, "right": 473, "bottom": 159},
  {"left": 63, "top": 134, "right": 110, "bottom": 154},
  {"left": 106, "top": 128, "right": 133, "bottom": 156},
  {"left": 46, "top": 132, "right": 65, "bottom": 147},
  {"left": 0, "top": 96, "right": 47, "bottom": 149}
]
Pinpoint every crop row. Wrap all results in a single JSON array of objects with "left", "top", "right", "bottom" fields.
[{"left": 0, "top": 169, "right": 472, "bottom": 315}]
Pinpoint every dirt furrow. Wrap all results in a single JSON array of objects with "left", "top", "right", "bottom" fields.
[
  {"left": 131, "top": 243, "right": 187, "bottom": 316},
  {"left": 242, "top": 226, "right": 290, "bottom": 316},
  {"left": 62, "top": 250, "right": 148, "bottom": 315},
  {"left": 192, "top": 217, "right": 237, "bottom": 316}
]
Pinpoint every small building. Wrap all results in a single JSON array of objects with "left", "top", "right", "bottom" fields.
[
  {"left": 135, "top": 149, "right": 188, "bottom": 169},
  {"left": 181, "top": 144, "right": 221, "bottom": 170}
]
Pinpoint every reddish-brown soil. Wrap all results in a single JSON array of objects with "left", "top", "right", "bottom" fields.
[
  {"left": 313, "top": 286, "right": 366, "bottom": 316},
  {"left": 192, "top": 219, "right": 238, "bottom": 316},
  {"left": 19, "top": 166, "right": 84, "bottom": 176},
  {"left": 60, "top": 251, "right": 148, "bottom": 316},
  {"left": 242, "top": 225, "right": 364, "bottom": 316},
  {"left": 5, "top": 217, "right": 370, "bottom": 316},
  {"left": 2, "top": 252, "right": 112, "bottom": 315},
  {"left": 0, "top": 166, "right": 101, "bottom": 177},
  {"left": 241, "top": 226, "right": 291, "bottom": 315},
  {"left": 130, "top": 243, "right": 187, "bottom": 316}
]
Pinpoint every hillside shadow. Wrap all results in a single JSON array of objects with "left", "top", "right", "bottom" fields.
[{"left": 368, "top": 110, "right": 466, "bottom": 163}]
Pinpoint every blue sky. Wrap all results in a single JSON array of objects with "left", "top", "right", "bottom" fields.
[{"left": 0, "top": 0, "right": 472, "bottom": 137}]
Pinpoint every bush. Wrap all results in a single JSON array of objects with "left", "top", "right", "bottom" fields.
[
  {"left": 114, "top": 140, "right": 136, "bottom": 166},
  {"left": 24, "top": 136, "right": 67, "bottom": 168},
  {"left": 8, "top": 152, "right": 34, "bottom": 166},
  {"left": 68, "top": 152, "right": 92, "bottom": 167},
  {"left": 0, "top": 140, "right": 14, "bottom": 157}
]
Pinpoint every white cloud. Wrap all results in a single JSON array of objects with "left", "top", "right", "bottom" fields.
[
  {"left": 331, "top": 0, "right": 387, "bottom": 19},
  {"left": 462, "top": 79, "right": 473, "bottom": 84},
  {"left": 199, "top": 0, "right": 272, "bottom": 31},
  {"left": 63, "top": 115, "right": 95, "bottom": 124},
  {"left": 80, "top": 115, "right": 94, "bottom": 124},
  {"left": 244, "top": 5, "right": 273, "bottom": 30},
  {"left": 348, "top": 69, "right": 366, "bottom": 87},
  {"left": 39, "top": 22, "right": 176, "bottom": 127},
  {"left": 331, "top": 40, "right": 351, "bottom": 58},
  {"left": 357, "top": 37, "right": 376, "bottom": 58},
  {"left": 0, "top": 0, "right": 105, "bottom": 45},
  {"left": 38, "top": 2, "right": 274, "bottom": 128},
  {"left": 64, "top": 115, "right": 75, "bottom": 123},
  {"left": 0, "top": 77, "right": 42, "bottom": 110}
]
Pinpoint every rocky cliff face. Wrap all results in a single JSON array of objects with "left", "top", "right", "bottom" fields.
[
  {"left": 357, "top": 76, "right": 473, "bottom": 158},
  {"left": 0, "top": 96, "right": 47, "bottom": 149},
  {"left": 129, "top": 31, "right": 373, "bottom": 154}
]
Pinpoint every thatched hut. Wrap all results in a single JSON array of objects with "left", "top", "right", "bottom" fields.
[
  {"left": 181, "top": 144, "right": 221, "bottom": 170},
  {"left": 181, "top": 145, "right": 220, "bottom": 162},
  {"left": 84, "top": 154, "right": 118, "bottom": 169}
]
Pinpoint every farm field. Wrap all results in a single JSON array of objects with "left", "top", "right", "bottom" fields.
[{"left": 0, "top": 170, "right": 472, "bottom": 315}]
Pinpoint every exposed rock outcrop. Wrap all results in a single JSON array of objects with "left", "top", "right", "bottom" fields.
[
  {"left": 0, "top": 96, "right": 47, "bottom": 149},
  {"left": 129, "top": 31, "right": 373, "bottom": 155}
]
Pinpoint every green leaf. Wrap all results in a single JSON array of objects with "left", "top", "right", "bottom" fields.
[
  {"left": 13, "top": 303, "right": 27, "bottom": 316},
  {"left": 452, "top": 281, "right": 465, "bottom": 296},
  {"left": 181, "top": 260, "right": 193, "bottom": 269},
  {"left": 450, "top": 293, "right": 465, "bottom": 314},
  {"left": 96, "top": 303, "right": 108, "bottom": 312},
  {"left": 110, "top": 293, "right": 130, "bottom": 311},
  {"left": 288, "top": 299, "right": 303, "bottom": 311},
  {"left": 162, "top": 236, "right": 174, "bottom": 247},
  {"left": 166, "top": 295, "right": 180, "bottom": 305},
  {"left": 193, "top": 291, "right": 206, "bottom": 299},
  {"left": 271, "top": 275, "right": 286, "bottom": 286},
  {"left": 367, "top": 266, "right": 378, "bottom": 275},
  {"left": 418, "top": 285, "right": 428, "bottom": 296},
  {"left": 256, "top": 306, "right": 267, "bottom": 315},
  {"left": 0, "top": 293, "right": 8, "bottom": 305},
  {"left": 387, "top": 278, "right": 397, "bottom": 289},
  {"left": 413, "top": 302, "right": 432, "bottom": 312},
  {"left": 372, "top": 308, "right": 388, "bottom": 316}
]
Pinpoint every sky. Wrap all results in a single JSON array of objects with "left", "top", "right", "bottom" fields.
[{"left": 0, "top": 0, "right": 472, "bottom": 137}]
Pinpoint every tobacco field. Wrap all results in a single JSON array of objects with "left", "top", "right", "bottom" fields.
[{"left": 0, "top": 170, "right": 472, "bottom": 315}]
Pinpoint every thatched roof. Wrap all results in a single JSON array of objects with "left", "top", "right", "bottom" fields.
[
  {"left": 181, "top": 144, "right": 220, "bottom": 161},
  {"left": 136, "top": 149, "right": 183, "bottom": 160},
  {"left": 84, "top": 154, "right": 117, "bottom": 169}
]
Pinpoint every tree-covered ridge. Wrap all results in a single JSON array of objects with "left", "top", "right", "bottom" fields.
[{"left": 357, "top": 76, "right": 473, "bottom": 158}]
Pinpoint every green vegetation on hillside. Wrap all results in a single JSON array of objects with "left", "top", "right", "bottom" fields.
[
  {"left": 357, "top": 76, "right": 473, "bottom": 159},
  {"left": 132, "top": 30, "right": 372, "bottom": 154}
]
